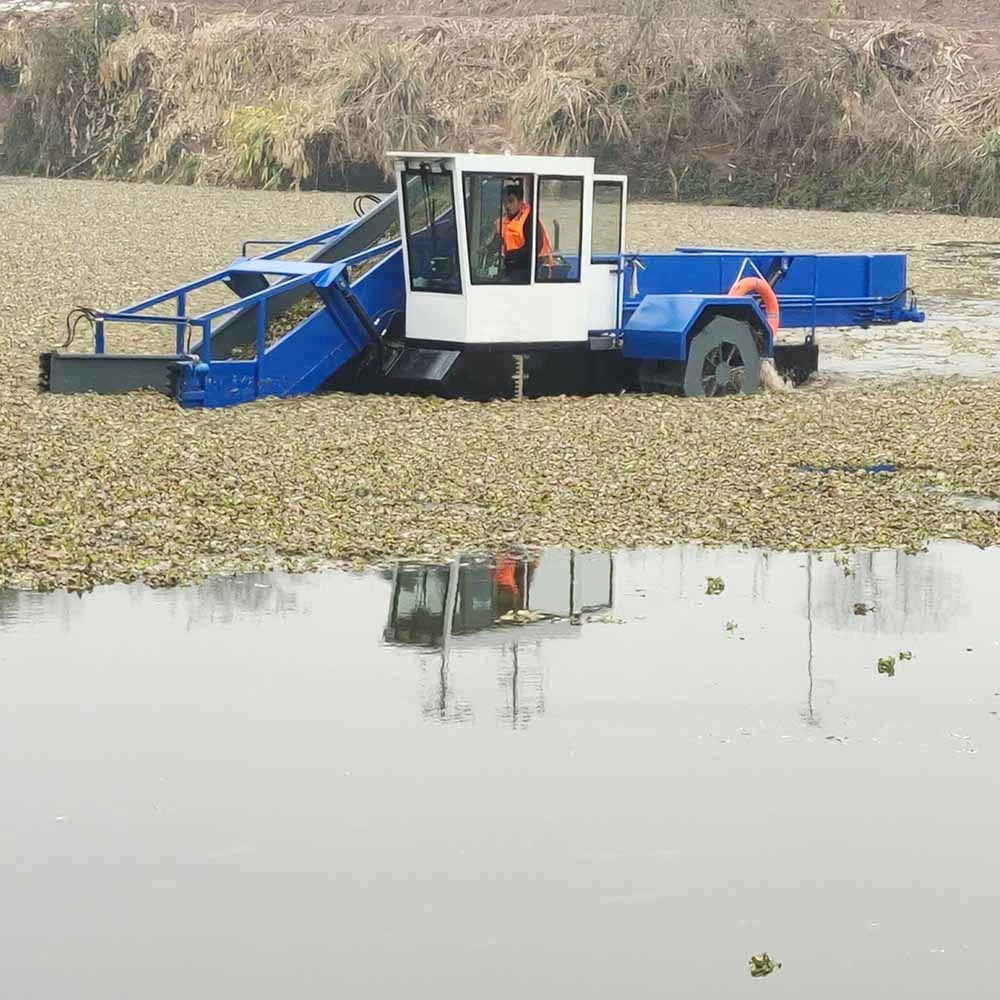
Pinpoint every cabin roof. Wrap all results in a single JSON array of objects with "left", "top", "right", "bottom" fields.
[{"left": 385, "top": 150, "right": 597, "bottom": 174}]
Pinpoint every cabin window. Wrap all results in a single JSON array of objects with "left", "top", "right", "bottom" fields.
[
  {"left": 462, "top": 172, "right": 535, "bottom": 285},
  {"left": 453, "top": 563, "right": 504, "bottom": 632},
  {"left": 386, "top": 564, "right": 450, "bottom": 644},
  {"left": 591, "top": 180, "right": 624, "bottom": 261},
  {"left": 535, "top": 176, "right": 583, "bottom": 284},
  {"left": 401, "top": 169, "right": 462, "bottom": 294}
]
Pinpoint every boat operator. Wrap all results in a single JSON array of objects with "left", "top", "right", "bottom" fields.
[{"left": 487, "top": 185, "right": 554, "bottom": 281}]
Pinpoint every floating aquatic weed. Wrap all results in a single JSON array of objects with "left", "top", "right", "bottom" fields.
[
  {"left": 586, "top": 612, "right": 624, "bottom": 624},
  {"left": 854, "top": 602, "right": 873, "bottom": 615},
  {"left": 496, "top": 609, "right": 549, "bottom": 624},
  {"left": 834, "top": 552, "right": 857, "bottom": 577},
  {"left": 749, "top": 953, "right": 781, "bottom": 977},
  {"left": 7, "top": 180, "right": 1000, "bottom": 593},
  {"left": 726, "top": 620, "right": 738, "bottom": 632},
  {"left": 229, "top": 293, "right": 322, "bottom": 359},
  {"left": 706, "top": 577, "right": 725, "bottom": 595},
  {"left": 899, "top": 649, "right": 913, "bottom": 660},
  {"left": 878, "top": 656, "right": 896, "bottom": 677}
]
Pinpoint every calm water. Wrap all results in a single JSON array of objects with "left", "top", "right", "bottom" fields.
[{"left": 3, "top": 541, "right": 1000, "bottom": 998}]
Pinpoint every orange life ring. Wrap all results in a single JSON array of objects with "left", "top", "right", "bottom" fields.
[{"left": 728, "top": 276, "right": 779, "bottom": 336}]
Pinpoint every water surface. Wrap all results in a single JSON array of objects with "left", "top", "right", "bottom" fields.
[{"left": 2, "top": 541, "right": 1000, "bottom": 998}]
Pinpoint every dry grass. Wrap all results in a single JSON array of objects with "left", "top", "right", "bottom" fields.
[
  {"left": 513, "top": 69, "right": 631, "bottom": 156},
  {"left": 3, "top": 1, "right": 1000, "bottom": 211},
  {"left": 2, "top": 175, "right": 1000, "bottom": 592}
]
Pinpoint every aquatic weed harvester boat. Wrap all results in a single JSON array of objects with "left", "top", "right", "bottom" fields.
[{"left": 40, "top": 152, "right": 925, "bottom": 406}]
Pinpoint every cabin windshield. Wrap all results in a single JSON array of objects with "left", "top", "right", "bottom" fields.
[
  {"left": 463, "top": 171, "right": 583, "bottom": 285},
  {"left": 462, "top": 171, "right": 536, "bottom": 286},
  {"left": 400, "top": 169, "right": 462, "bottom": 294}
]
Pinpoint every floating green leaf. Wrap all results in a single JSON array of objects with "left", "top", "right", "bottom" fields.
[
  {"left": 5, "top": 178, "right": 1000, "bottom": 595},
  {"left": 497, "top": 609, "right": 549, "bottom": 625},
  {"left": 749, "top": 953, "right": 781, "bottom": 977}
]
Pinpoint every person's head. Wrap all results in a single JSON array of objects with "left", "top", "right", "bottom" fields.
[{"left": 503, "top": 184, "right": 524, "bottom": 218}]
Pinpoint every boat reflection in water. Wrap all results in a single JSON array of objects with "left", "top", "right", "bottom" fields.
[{"left": 382, "top": 548, "right": 614, "bottom": 727}]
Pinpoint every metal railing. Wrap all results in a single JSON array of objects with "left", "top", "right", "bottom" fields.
[{"left": 91, "top": 240, "right": 401, "bottom": 365}]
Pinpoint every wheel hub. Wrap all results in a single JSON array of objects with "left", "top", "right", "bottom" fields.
[{"left": 702, "top": 342, "right": 744, "bottom": 395}]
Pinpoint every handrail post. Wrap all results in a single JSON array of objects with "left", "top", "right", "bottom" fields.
[
  {"left": 199, "top": 320, "right": 212, "bottom": 365},
  {"left": 256, "top": 299, "right": 266, "bottom": 358},
  {"left": 95, "top": 319, "right": 105, "bottom": 354},
  {"left": 176, "top": 291, "right": 186, "bottom": 354},
  {"left": 255, "top": 300, "right": 266, "bottom": 396}
]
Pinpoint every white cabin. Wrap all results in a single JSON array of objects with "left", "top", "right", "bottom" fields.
[{"left": 387, "top": 152, "right": 628, "bottom": 347}]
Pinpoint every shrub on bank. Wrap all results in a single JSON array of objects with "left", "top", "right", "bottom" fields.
[{"left": 1, "top": 0, "right": 999, "bottom": 214}]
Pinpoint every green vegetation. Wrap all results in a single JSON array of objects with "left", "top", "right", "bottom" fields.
[
  {"left": 2, "top": 0, "right": 1000, "bottom": 214},
  {"left": 749, "top": 953, "right": 782, "bottom": 977},
  {"left": 0, "top": 1, "right": 135, "bottom": 176}
]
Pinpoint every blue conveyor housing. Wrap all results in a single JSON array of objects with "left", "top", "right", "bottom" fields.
[{"left": 81, "top": 240, "right": 403, "bottom": 408}]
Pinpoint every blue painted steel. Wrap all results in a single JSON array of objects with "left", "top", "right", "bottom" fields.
[
  {"left": 260, "top": 251, "right": 404, "bottom": 399},
  {"left": 798, "top": 462, "right": 897, "bottom": 474},
  {"left": 175, "top": 291, "right": 186, "bottom": 355},
  {"left": 110, "top": 270, "right": 230, "bottom": 319},
  {"left": 318, "top": 243, "right": 405, "bottom": 327},
  {"left": 79, "top": 203, "right": 389, "bottom": 356},
  {"left": 252, "top": 221, "right": 352, "bottom": 261},
  {"left": 240, "top": 220, "right": 351, "bottom": 257},
  {"left": 623, "top": 250, "right": 924, "bottom": 331},
  {"left": 91, "top": 266, "right": 330, "bottom": 357},
  {"left": 54, "top": 181, "right": 929, "bottom": 409},
  {"left": 197, "top": 319, "right": 210, "bottom": 364},
  {"left": 621, "top": 294, "right": 773, "bottom": 361},
  {"left": 191, "top": 360, "right": 258, "bottom": 407},
  {"left": 255, "top": 299, "right": 266, "bottom": 395},
  {"left": 170, "top": 244, "right": 405, "bottom": 407},
  {"left": 220, "top": 258, "right": 341, "bottom": 277}
]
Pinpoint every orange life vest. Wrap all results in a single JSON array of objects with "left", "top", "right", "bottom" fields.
[
  {"left": 494, "top": 556, "right": 520, "bottom": 601},
  {"left": 495, "top": 204, "right": 553, "bottom": 263}
]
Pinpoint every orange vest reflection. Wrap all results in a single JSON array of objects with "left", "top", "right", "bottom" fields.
[{"left": 492, "top": 553, "right": 541, "bottom": 612}]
